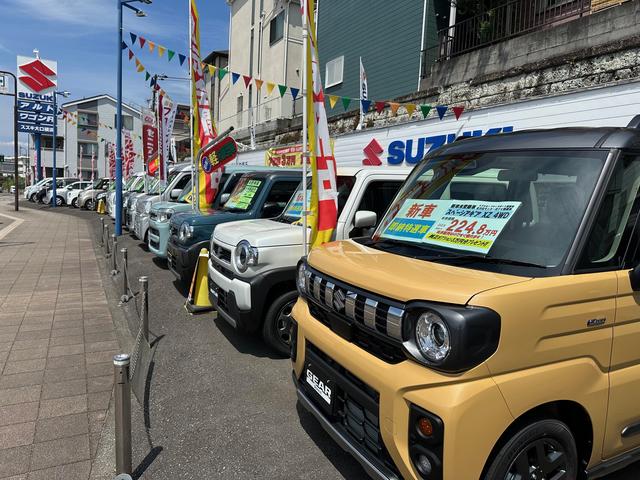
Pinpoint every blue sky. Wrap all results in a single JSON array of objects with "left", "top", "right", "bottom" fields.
[{"left": 0, "top": 0, "right": 230, "bottom": 155}]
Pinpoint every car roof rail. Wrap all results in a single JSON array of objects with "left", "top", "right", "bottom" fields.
[{"left": 627, "top": 115, "right": 640, "bottom": 129}]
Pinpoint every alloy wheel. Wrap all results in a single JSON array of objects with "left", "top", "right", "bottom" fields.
[
  {"left": 506, "top": 438, "right": 568, "bottom": 480},
  {"left": 275, "top": 300, "right": 296, "bottom": 347}
]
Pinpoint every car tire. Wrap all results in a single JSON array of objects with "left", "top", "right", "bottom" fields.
[
  {"left": 71, "top": 198, "right": 78, "bottom": 208},
  {"left": 262, "top": 290, "right": 298, "bottom": 356},
  {"left": 55, "top": 196, "right": 64, "bottom": 206},
  {"left": 483, "top": 419, "right": 578, "bottom": 480},
  {"left": 29, "top": 193, "right": 36, "bottom": 202},
  {"left": 85, "top": 199, "right": 95, "bottom": 210}
]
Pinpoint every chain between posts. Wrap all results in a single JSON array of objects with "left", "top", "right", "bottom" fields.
[{"left": 111, "top": 234, "right": 118, "bottom": 275}]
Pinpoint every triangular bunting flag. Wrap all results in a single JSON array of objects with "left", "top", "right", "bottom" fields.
[
  {"left": 148, "top": 41, "right": 155, "bottom": 53},
  {"left": 420, "top": 105, "right": 432, "bottom": 118},
  {"left": 436, "top": 105, "right": 448, "bottom": 119},
  {"left": 266, "top": 82, "right": 275, "bottom": 96},
  {"left": 242, "top": 75, "right": 252, "bottom": 88},
  {"left": 121, "top": 41, "right": 127, "bottom": 50},
  {"left": 361, "top": 100, "right": 372, "bottom": 112},
  {"left": 145, "top": 71, "right": 150, "bottom": 81},
  {"left": 136, "top": 62, "right": 145, "bottom": 73},
  {"left": 128, "top": 49, "right": 134, "bottom": 60},
  {"left": 254, "top": 79, "right": 263, "bottom": 90},
  {"left": 389, "top": 103, "right": 400, "bottom": 115},
  {"left": 341, "top": 97, "right": 351, "bottom": 111},
  {"left": 375, "top": 101, "right": 386, "bottom": 114},
  {"left": 218, "top": 68, "right": 228, "bottom": 80},
  {"left": 278, "top": 84, "right": 287, "bottom": 97},
  {"left": 208, "top": 65, "right": 216, "bottom": 76},
  {"left": 178, "top": 54, "right": 186, "bottom": 66},
  {"left": 232, "top": 72, "right": 240, "bottom": 85},
  {"left": 130, "top": 33, "right": 137, "bottom": 45},
  {"left": 290, "top": 87, "right": 300, "bottom": 100},
  {"left": 452, "top": 106, "right": 465, "bottom": 120},
  {"left": 158, "top": 46, "right": 166, "bottom": 57},
  {"left": 150, "top": 77, "right": 156, "bottom": 87},
  {"left": 329, "top": 95, "right": 339, "bottom": 109},
  {"left": 139, "top": 36, "right": 146, "bottom": 48},
  {"left": 134, "top": 58, "right": 141, "bottom": 68},
  {"left": 405, "top": 104, "right": 416, "bottom": 117},
  {"left": 168, "top": 50, "right": 175, "bottom": 61}
]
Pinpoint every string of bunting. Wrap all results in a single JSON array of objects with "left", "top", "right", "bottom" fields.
[{"left": 125, "top": 31, "right": 465, "bottom": 121}]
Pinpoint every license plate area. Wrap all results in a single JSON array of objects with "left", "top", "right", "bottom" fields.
[{"left": 304, "top": 362, "right": 335, "bottom": 414}]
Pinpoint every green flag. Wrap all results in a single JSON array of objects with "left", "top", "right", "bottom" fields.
[
  {"left": 278, "top": 84, "right": 287, "bottom": 98},
  {"left": 420, "top": 105, "right": 432, "bottom": 118},
  {"left": 167, "top": 50, "right": 175, "bottom": 62},
  {"left": 218, "top": 68, "right": 228, "bottom": 81},
  {"left": 341, "top": 97, "right": 351, "bottom": 111},
  {"left": 145, "top": 71, "right": 150, "bottom": 81}
]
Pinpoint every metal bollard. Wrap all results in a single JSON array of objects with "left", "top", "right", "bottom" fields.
[
  {"left": 140, "top": 276, "right": 149, "bottom": 344},
  {"left": 100, "top": 218, "right": 104, "bottom": 247},
  {"left": 113, "top": 354, "right": 132, "bottom": 475},
  {"left": 111, "top": 234, "right": 118, "bottom": 275},
  {"left": 120, "top": 248, "right": 129, "bottom": 303},
  {"left": 104, "top": 225, "right": 110, "bottom": 257}
]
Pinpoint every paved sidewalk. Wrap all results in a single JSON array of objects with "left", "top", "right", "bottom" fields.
[{"left": 0, "top": 198, "right": 118, "bottom": 479}]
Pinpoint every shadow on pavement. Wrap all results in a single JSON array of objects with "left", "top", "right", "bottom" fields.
[{"left": 213, "top": 315, "right": 285, "bottom": 360}]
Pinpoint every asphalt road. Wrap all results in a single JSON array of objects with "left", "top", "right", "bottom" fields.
[{"left": 20, "top": 198, "right": 640, "bottom": 480}]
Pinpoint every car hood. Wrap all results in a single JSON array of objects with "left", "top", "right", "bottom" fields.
[
  {"left": 308, "top": 240, "right": 532, "bottom": 305},
  {"left": 151, "top": 201, "right": 190, "bottom": 213},
  {"left": 170, "top": 209, "right": 251, "bottom": 228},
  {"left": 214, "top": 219, "right": 309, "bottom": 248}
]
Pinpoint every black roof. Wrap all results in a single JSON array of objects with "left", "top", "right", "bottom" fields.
[{"left": 437, "top": 125, "right": 640, "bottom": 156}]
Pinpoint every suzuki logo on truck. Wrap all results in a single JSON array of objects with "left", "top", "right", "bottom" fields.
[{"left": 386, "top": 126, "right": 514, "bottom": 165}]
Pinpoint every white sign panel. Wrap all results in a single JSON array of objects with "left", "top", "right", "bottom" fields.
[
  {"left": 16, "top": 55, "right": 58, "bottom": 134},
  {"left": 0, "top": 75, "right": 7, "bottom": 94}
]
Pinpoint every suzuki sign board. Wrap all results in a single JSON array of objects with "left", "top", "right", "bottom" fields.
[{"left": 16, "top": 56, "right": 57, "bottom": 134}]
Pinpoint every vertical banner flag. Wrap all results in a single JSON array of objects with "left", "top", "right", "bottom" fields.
[
  {"left": 306, "top": 0, "right": 338, "bottom": 247},
  {"left": 142, "top": 107, "right": 158, "bottom": 178},
  {"left": 79, "top": 144, "right": 84, "bottom": 180},
  {"left": 356, "top": 57, "right": 368, "bottom": 131},
  {"left": 190, "top": 0, "right": 221, "bottom": 211},
  {"left": 159, "top": 92, "right": 177, "bottom": 186},
  {"left": 91, "top": 150, "right": 95, "bottom": 182},
  {"left": 156, "top": 90, "right": 165, "bottom": 183},
  {"left": 108, "top": 142, "right": 116, "bottom": 179},
  {"left": 123, "top": 131, "right": 135, "bottom": 180}
]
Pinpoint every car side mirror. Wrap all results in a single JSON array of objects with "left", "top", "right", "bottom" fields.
[
  {"left": 629, "top": 265, "right": 640, "bottom": 291},
  {"left": 220, "top": 193, "right": 230, "bottom": 205},
  {"left": 354, "top": 210, "right": 377, "bottom": 228},
  {"left": 169, "top": 189, "right": 182, "bottom": 200}
]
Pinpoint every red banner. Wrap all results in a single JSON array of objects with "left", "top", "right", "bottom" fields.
[{"left": 142, "top": 108, "right": 157, "bottom": 176}]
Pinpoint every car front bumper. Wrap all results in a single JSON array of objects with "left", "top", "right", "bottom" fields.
[
  {"left": 134, "top": 213, "right": 149, "bottom": 241},
  {"left": 148, "top": 220, "right": 170, "bottom": 258},
  {"left": 166, "top": 238, "right": 206, "bottom": 284}
]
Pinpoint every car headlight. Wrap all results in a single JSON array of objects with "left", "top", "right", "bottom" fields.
[
  {"left": 144, "top": 201, "right": 152, "bottom": 214},
  {"left": 415, "top": 312, "right": 450, "bottom": 362},
  {"left": 403, "top": 305, "right": 500, "bottom": 373},
  {"left": 157, "top": 208, "right": 173, "bottom": 223},
  {"left": 233, "top": 240, "right": 258, "bottom": 273},
  {"left": 296, "top": 260, "right": 309, "bottom": 296},
  {"left": 178, "top": 222, "right": 193, "bottom": 242}
]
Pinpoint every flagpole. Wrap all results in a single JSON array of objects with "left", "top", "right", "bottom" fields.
[
  {"left": 302, "top": 0, "right": 309, "bottom": 257},
  {"left": 189, "top": 0, "right": 197, "bottom": 213}
]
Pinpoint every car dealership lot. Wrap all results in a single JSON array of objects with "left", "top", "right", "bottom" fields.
[{"left": 19, "top": 199, "right": 640, "bottom": 480}]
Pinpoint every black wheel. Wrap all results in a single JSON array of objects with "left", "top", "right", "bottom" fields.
[
  {"left": 85, "top": 199, "right": 95, "bottom": 210},
  {"left": 484, "top": 419, "right": 578, "bottom": 480},
  {"left": 55, "top": 196, "right": 64, "bottom": 206},
  {"left": 71, "top": 197, "right": 78, "bottom": 208},
  {"left": 262, "top": 291, "right": 298, "bottom": 356},
  {"left": 29, "top": 193, "right": 36, "bottom": 202}
]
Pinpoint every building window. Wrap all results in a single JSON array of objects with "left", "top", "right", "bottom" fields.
[
  {"left": 325, "top": 56, "right": 344, "bottom": 88},
  {"left": 78, "top": 142, "right": 98, "bottom": 158},
  {"left": 269, "top": 11, "right": 285, "bottom": 45},
  {"left": 114, "top": 114, "right": 134, "bottom": 130},
  {"left": 78, "top": 112, "right": 98, "bottom": 127},
  {"left": 41, "top": 136, "right": 64, "bottom": 150}
]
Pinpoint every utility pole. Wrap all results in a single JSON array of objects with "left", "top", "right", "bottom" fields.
[{"left": 0, "top": 71, "right": 19, "bottom": 211}]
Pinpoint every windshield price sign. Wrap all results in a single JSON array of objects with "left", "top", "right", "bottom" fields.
[
  {"left": 382, "top": 199, "right": 521, "bottom": 254},
  {"left": 225, "top": 179, "right": 262, "bottom": 210},
  {"left": 284, "top": 190, "right": 311, "bottom": 218}
]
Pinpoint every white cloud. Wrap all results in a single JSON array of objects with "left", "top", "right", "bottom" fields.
[{"left": 5, "top": 0, "right": 114, "bottom": 27}]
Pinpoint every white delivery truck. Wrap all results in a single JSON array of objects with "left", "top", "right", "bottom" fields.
[{"left": 207, "top": 166, "right": 412, "bottom": 354}]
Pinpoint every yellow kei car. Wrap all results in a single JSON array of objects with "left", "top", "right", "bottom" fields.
[{"left": 292, "top": 119, "right": 640, "bottom": 479}]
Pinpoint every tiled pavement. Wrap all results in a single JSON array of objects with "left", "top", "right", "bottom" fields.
[{"left": 0, "top": 201, "right": 118, "bottom": 479}]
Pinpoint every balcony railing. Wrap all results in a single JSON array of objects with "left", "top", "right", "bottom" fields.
[{"left": 422, "top": 0, "right": 592, "bottom": 76}]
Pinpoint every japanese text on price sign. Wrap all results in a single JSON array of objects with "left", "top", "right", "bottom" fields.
[
  {"left": 381, "top": 199, "right": 521, "bottom": 254},
  {"left": 284, "top": 190, "right": 311, "bottom": 218},
  {"left": 225, "top": 179, "right": 263, "bottom": 211}
]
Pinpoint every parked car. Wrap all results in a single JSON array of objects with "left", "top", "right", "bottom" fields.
[
  {"left": 148, "top": 165, "right": 283, "bottom": 259},
  {"left": 44, "top": 178, "right": 84, "bottom": 206},
  {"left": 9, "top": 186, "right": 14, "bottom": 194},
  {"left": 208, "top": 166, "right": 412, "bottom": 354},
  {"left": 65, "top": 181, "right": 93, "bottom": 207},
  {"left": 36, "top": 177, "right": 77, "bottom": 204},
  {"left": 132, "top": 163, "right": 192, "bottom": 242},
  {"left": 167, "top": 169, "right": 302, "bottom": 286},
  {"left": 110, "top": 172, "right": 146, "bottom": 221},
  {"left": 291, "top": 119, "right": 640, "bottom": 480},
  {"left": 78, "top": 178, "right": 110, "bottom": 210},
  {"left": 24, "top": 178, "right": 50, "bottom": 201}
]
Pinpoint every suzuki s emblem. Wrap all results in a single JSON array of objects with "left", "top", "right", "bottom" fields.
[
  {"left": 19, "top": 59, "right": 56, "bottom": 93},
  {"left": 333, "top": 288, "right": 346, "bottom": 312}
]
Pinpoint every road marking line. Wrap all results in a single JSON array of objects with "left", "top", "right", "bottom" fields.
[{"left": 0, "top": 212, "right": 24, "bottom": 241}]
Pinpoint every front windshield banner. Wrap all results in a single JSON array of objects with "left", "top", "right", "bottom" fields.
[
  {"left": 381, "top": 199, "right": 521, "bottom": 254},
  {"left": 224, "top": 179, "right": 262, "bottom": 210},
  {"left": 284, "top": 190, "right": 312, "bottom": 218}
]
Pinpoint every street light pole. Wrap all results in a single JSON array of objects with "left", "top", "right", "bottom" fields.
[
  {"left": 51, "top": 90, "right": 69, "bottom": 208},
  {"left": 0, "top": 71, "right": 19, "bottom": 211},
  {"left": 116, "top": 0, "right": 150, "bottom": 235}
]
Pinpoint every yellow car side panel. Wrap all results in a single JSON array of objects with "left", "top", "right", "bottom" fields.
[{"left": 293, "top": 299, "right": 514, "bottom": 480}]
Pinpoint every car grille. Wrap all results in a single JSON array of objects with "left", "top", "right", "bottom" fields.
[
  {"left": 170, "top": 225, "right": 178, "bottom": 237},
  {"left": 210, "top": 259, "right": 233, "bottom": 279},
  {"left": 216, "top": 286, "right": 229, "bottom": 312},
  {"left": 211, "top": 243, "right": 232, "bottom": 263},
  {"left": 150, "top": 211, "right": 158, "bottom": 221},
  {"left": 149, "top": 228, "right": 160, "bottom": 249},
  {"left": 304, "top": 343, "right": 399, "bottom": 476},
  {"left": 305, "top": 267, "right": 406, "bottom": 364}
]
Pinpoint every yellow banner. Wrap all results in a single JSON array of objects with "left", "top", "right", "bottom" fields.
[{"left": 264, "top": 145, "right": 304, "bottom": 167}]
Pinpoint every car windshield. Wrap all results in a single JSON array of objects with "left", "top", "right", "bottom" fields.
[
  {"left": 178, "top": 179, "right": 193, "bottom": 203},
  {"left": 280, "top": 176, "right": 356, "bottom": 224},
  {"left": 131, "top": 177, "right": 145, "bottom": 192},
  {"left": 221, "top": 176, "right": 265, "bottom": 212},
  {"left": 368, "top": 150, "right": 608, "bottom": 275},
  {"left": 122, "top": 176, "right": 136, "bottom": 190}
]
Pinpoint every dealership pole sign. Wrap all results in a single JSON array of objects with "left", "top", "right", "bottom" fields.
[{"left": 16, "top": 56, "right": 57, "bottom": 134}]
